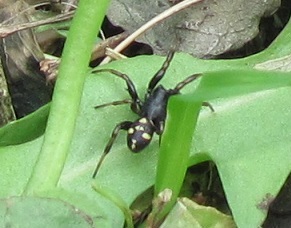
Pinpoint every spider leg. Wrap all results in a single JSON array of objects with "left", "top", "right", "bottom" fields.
[
  {"left": 173, "top": 73, "right": 202, "bottom": 92},
  {"left": 202, "top": 101, "right": 215, "bottom": 112},
  {"left": 92, "top": 121, "right": 132, "bottom": 178},
  {"left": 157, "top": 121, "right": 165, "bottom": 147},
  {"left": 147, "top": 51, "right": 175, "bottom": 96},
  {"left": 94, "top": 99, "right": 133, "bottom": 109},
  {"left": 92, "top": 69, "right": 142, "bottom": 114},
  {"left": 173, "top": 74, "right": 214, "bottom": 112}
]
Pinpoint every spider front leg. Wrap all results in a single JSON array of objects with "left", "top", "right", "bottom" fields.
[
  {"left": 173, "top": 73, "right": 215, "bottom": 112},
  {"left": 92, "top": 69, "right": 142, "bottom": 114},
  {"left": 173, "top": 73, "right": 202, "bottom": 92},
  {"left": 92, "top": 121, "right": 132, "bottom": 178},
  {"left": 146, "top": 51, "right": 175, "bottom": 97}
]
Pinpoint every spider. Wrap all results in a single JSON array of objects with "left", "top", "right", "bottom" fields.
[{"left": 92, "top": 52, "right": 213, "bottom": 178}]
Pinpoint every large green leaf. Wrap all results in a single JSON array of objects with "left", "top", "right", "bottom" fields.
[
  {"left": 1, "top": 16, "right": 291, "bottom": 227},
  {"left": 1, "top": 53, "right": 291, "bottom": 227}
]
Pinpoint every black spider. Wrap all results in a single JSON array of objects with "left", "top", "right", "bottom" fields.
[{"left": 92, "top": 52, "right": 213, "bottom": 178}]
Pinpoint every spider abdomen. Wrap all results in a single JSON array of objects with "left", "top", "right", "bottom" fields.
[{"left": 127, "top": 117, "right": 155, "bottom": 152}]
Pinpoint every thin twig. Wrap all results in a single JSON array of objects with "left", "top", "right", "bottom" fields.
[
  {"left": 0, "top": 11, "right": 75, "bottom": 38},
  {"left": 1, "top": 2, "right": 51, "bottom": 26},
  {"left": 100, "top": 0, "right": 204, "bottom": 65},
  {"left": 91, "top": 32, "right": 129, "bottom": 60},
  {"left": 0, "top": 1, "right": 77, "bottom": 38}
]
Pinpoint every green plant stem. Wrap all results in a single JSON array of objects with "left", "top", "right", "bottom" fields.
[{"left": 24, "top": 0, "right": 111, "bottom": 194}]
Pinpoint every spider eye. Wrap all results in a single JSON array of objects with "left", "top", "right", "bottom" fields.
[{"left": 127, "top": 118, "right": 154, "bottom": 152}]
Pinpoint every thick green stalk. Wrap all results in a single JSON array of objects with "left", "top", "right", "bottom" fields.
[{"left": 24, "top": 0, "right": 111, "bottom": 194}]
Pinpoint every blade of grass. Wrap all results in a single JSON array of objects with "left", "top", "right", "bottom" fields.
[{"left": 154, "top": 98, "right": 203, "bottom": 218}]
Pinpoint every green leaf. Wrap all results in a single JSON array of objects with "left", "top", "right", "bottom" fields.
[
  {"left": 0, "top": 196, "right": 94, "bottom": 227},
  {"left": 1, "top": 52, "right": 291, "bottom": 227},
  {"left": 160, "top": 198, "right": 236, "bottom": 228},
  {"left": 0, "top": 104, "right": 49, "bottom": 146},
  {"left": 191, "top": 86, "right": 291, "bottom": 227}
]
